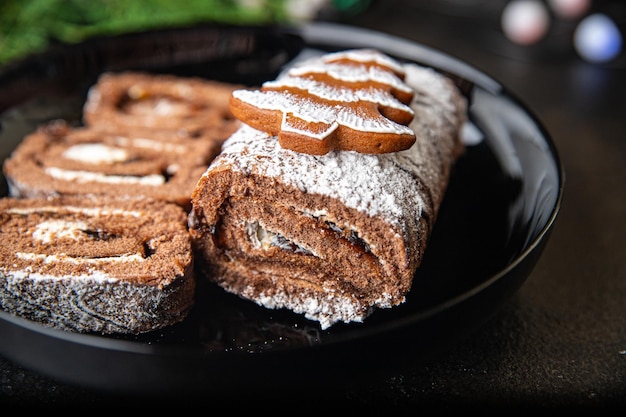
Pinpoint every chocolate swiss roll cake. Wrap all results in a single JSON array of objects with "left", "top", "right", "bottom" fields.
[
  {"left": 188, "top": 50, "right": 467, "bottom": 329},
  {"left": 3, "top": 120, "right": 218, "bottom": 209},
  {"left": 0, "top": 195, "right": 195, "bottom": 334},
  {"left": 83, "top": 71, "right": 241, "bottom": 143}
]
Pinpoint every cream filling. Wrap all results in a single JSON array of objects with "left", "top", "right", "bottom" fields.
[
  {"left": 60, "top": 135, "right": 189, "bottom": 163},
  {"left": 19, "top": 219, "right": 147, "bottom": 263},
  {"left": 151, "top": 98, "right": 180, "bottom": 116},
  {"left": 4, "top": 206, "right": 141, "bottom": 218},
  {"left": 15, "top": 252, "right": 145, "bottom": 264},
  {"left": 113, "top": 136, "right": 188, "bottom": 154},
  {"left": 244, "top": 214, "right": 373, "bottom": 257},
  {"left": 124, "top": 90, "right": 183, "bottom": 116},
  {"left": 7, "top": 268, "right": 119, "bottom": 283},
  {"left": 300, "top": 209, "right": 374, "bottom": 253},
  {"left": 62, "top": 143, "right": 129, "bottom": 164},
  {"left": 246, "top": 221, "right": 315, "bottom": 256},
  {"left": 313, "top": 215, "right": 372, "bottom": 254},
  {"left": 45, "top": 166, "right": 166, "bottom": 186},
  {"left": 32, "top": 219, "right": 89, "bottom": 244}
]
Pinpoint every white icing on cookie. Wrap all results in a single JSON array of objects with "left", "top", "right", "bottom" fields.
[
  {"left": 233, "top": 89, "right": 414, "bottom": 140},
  {"left": 323, "top": 49, "right": 407, "bottom": 75},
  {"left": 286, "top": 61, "right": 412, "bottom": 95},
  {"left": 263, "top": 74, "right": 414, "bottom": 113}
]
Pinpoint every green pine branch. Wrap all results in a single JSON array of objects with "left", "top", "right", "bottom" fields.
[{"left": 0, "top": 0, "right": 290, "bottom": 64}]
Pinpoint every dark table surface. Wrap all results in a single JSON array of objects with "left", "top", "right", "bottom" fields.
[{"left": 1, "top": 1, "right": 625, "bottom": 411}]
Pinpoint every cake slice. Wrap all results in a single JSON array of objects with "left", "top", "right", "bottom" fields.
[
  {"left": 188, "top": 50, "right": 467, "bottom": 329},
  {"left": 82, "top": 71, "right": 241, "bottom": 141},
  {"left": 2, "top": 120, "right": 220, "bottom": 210},
  {"left": 0, "top": 195, "right": 195, "bottom": 334}
]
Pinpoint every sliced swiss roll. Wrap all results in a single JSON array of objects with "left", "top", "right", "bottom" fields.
[
  {"left": 0, "top": 195, "right": 195, "bottom": 334},
  {"left": 3, "top": 120, "right": 219, "bottom": 209},
  {"left": 82, "top": 71, "right": 241, "bottom": 141},
  {"left": 188, "top": 54, "right": 467, "bottom": 329}
]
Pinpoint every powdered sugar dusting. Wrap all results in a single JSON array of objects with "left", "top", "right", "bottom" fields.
[
  {"left": 5, "top": 269, "right": 119, "bottom": 284},
  {"left": 213, "top": 62, "right": 466, "bottom": 230},
  {"left": 242, "top": 283, "right": 369, "bottom": 330},
  {"left": 214, "top": 124, "right": 424, "bottom": 230},
  {"left": 404, "top": 63, "right": 462, "bottom": 123}
]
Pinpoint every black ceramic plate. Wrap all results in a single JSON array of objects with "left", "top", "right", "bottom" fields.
[{"left": 0, "top": 22, "right": 563, "bottom": 395}]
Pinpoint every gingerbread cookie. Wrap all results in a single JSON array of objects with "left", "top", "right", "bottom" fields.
[{"left": 229, "top": 49, "right": 417, "bottom": 155}]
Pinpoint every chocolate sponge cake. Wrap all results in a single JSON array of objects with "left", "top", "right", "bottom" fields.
[
  {"left": 0, "top": 195, "right": 194, "bottom": 334},
  {"left": 188, "top": 51, "right": 467, "bottom": 329},
  {"left": 83, "top": 71, "right": 241, "bottom": 142},
  {"left": 3, "top": 120, "right": 219, "bottom": 209}
]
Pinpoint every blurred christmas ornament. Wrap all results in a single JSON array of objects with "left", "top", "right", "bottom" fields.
[
  {"left": 501, "top": 0, "right": 550, "bottom": 45},
  {"left": 574, "top": 12, "right": 623, "bottom": 62},
  {"left": 548, "top": 0, "right": 591, "bottom": 19}
]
